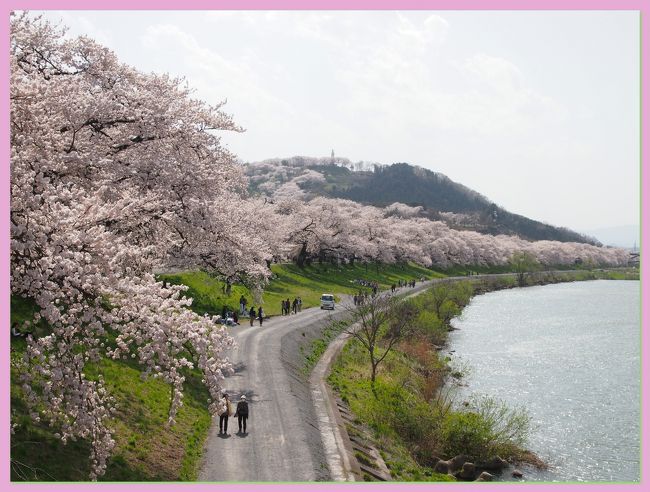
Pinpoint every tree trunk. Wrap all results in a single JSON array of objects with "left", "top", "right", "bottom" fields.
[
  {"left": 370, "top": 361, "right": 378, "bottom": 397},
  {"left": 296, "top": 242, "right": 308, "bottom": 268}
]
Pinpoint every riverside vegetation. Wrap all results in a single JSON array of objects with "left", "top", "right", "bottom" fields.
[{"left": 325, "top": 267, "right": 639, "bottom": 481}]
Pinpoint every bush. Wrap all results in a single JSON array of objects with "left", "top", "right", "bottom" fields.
[
  {"left": 412, "top": 310, "right": 447, "bottom": 345},
  {"left": 441, "top": 396, "right": 532, "bottom": 462},
  {"left": 473, "top": 396, "right": 532, "bottom": 460},
  {"left": 441, "top": 411, "right": 494, "bottom": 461}
]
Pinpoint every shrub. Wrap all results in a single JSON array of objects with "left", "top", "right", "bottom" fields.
[
  {"left": 440, "top": 396, "right": 532, "bottom": 462},
  {"left": 473, "top": 396, "right": 532, "bottom": 460},
  {"left": 412, "top": 311, "right": 447, "bottom": 345},
  {"left": 441, "top": 411, "right": 494, "bottom": 461}
]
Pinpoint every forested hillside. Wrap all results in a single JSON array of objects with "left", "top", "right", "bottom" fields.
[{"left": 245, "top": 157, "right": 598, "bottom": 245}]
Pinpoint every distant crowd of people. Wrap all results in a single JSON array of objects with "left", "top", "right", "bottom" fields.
[
  {"left": 217, "top": 277, "right": 427, "bottom": 325},
  {"left": 353, "top": 292, "right": 369, "bottom": 306},
  {"left": 217, "top": 296, "right": 266, "bottom": 327},
  {"left": 354, "top": 278, "right": 379, "bottom": 291},
  {"left": 352, "top": 277, "right": 425, "bottom": 305},
  {"left": 390, "top": 279, "right": 417, "bottom": 292}
]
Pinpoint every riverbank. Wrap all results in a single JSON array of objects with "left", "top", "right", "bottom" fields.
[{"left": 324, "top": 268, "right": 639, "bottom": 482}]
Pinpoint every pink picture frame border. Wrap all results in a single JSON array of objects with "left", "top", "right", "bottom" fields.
[{"left": 1, "top": 1, "right": 647, "bottom": 491}]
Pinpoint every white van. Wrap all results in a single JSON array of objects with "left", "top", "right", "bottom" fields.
[{"left": 320, "top": 294, "right": 335, "bottom": 310}]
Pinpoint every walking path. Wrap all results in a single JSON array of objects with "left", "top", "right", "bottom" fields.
[
  {"left": 198, "top": 305, "right": 343, "bottom": 482},
  {"left": 199, "top": 274, "right": 512, "bottom": 481}
]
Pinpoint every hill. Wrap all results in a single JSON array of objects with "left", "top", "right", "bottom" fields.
[{"left": 245, "top": 157, "right": 598, "bottom": 245}]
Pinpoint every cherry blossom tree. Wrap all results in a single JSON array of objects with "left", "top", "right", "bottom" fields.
[{"left": 10, "top": 14, "right": 267, "bottom": 478}]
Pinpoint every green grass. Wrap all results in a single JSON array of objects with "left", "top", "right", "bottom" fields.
[
  {"left": 11, "top": 341, "right": 211, "bottom": 481},
  {"left": 302, "top": 319, "right": 351, "bottom": 376},
  {"left": 328, "top": 340, "right": 453, "bottom": 481},
  {"left": 159, "top": 262, "right": 441, "bottom": 317},
  {"left": 10, "top": 297, "right": 211, "bottom": 482}
]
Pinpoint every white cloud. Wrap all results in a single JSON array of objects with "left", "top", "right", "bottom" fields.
[
  {"left": 138, "top": 23, "right": 297, "bottom": 125},
  {"left": 331, "top": 21, "right": 568, "bottom": 138},
  {"left": 462, "top": 53, "right": 524, "bottom": 94}
]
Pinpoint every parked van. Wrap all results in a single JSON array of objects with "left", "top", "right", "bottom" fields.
[{"left": 320, "top": 294, "right": 335, "bottom": 310}]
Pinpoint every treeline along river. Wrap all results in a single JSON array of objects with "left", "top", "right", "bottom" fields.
[{"left": 449, "top": 280, "right": 640, "bottom": 482}]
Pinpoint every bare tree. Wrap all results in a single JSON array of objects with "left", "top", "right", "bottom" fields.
[{"left": 345, "top": 293, "right": 416, "bottom": 388}]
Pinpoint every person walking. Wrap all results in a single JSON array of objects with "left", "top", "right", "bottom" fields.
[
  {"left": 239, "top": 295, "right": 245, "bottom": 315},
  {"left": 258, "top": 306, "right": 264, "bottom": 326},
  {"left": 235, "top": 395, "right": 249, "bottom": 434},
  {"left": 219, "top": 393, "right": 231, "bottom": 434},
  {"left": 249, "top": 306, "right": 256, "bottom": 327}
]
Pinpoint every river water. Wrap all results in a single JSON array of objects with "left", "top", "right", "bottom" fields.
[{"left": 449, "top": 280, "right": 641, "bottom": 482}]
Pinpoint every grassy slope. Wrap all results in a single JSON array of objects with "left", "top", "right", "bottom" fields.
[
  {"left": 159, "top": 262, "right": 440, "bottom": 317},
  {"left": 328, "top": 339, "right": 453, "bottom": 481},
  {"left": 10, "top": 297, "right": 210, "bottom": 482},
  {"left": 11, "top": 261, "right": 439, "bottom": 481}
]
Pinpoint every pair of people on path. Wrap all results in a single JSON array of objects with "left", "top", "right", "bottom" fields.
[
  {"left": 248, "top": 306, "right": 264, "bottom": 326},
  {"left": 219, "top": 393, "right": 249, "bottom": 434}
]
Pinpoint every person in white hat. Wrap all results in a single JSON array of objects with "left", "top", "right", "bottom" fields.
[{"left": 234, "top": 395, "right": 249, "bottom": 434}]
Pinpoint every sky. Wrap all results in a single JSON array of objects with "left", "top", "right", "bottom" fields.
[{"left": 37, "top": 10, "right": 640, "bottom": 236}]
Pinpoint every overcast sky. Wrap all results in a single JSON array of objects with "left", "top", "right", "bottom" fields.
[{"left": 38, "top": 10, "right": 640, "bottom": 234}]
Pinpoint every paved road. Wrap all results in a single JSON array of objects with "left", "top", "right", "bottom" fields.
[
  {"left": 197, "top": 278, "right": 448, "bottom": 482},
  {"left": 198, "top": 304, "right": 341, "bottom": 482}
]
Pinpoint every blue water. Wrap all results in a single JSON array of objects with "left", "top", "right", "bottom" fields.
[{"left": 449, "top": 280, "right": 641, "bottom": 482}]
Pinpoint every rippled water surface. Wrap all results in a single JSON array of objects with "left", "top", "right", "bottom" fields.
[{"left": 449, "top": 280, "right": 640, "bottom": 482}]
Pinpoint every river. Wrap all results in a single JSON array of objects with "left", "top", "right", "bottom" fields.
[{"left": 449, "top": 280, "right": 641, "bottom": 482}]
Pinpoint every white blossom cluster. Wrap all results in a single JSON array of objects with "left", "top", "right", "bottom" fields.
[
  {"left": 257, "top": 196, "right": 629, "bottom": 268},
  {"left": 242, "top": 161, "right": 628, "bottom": 269}
]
